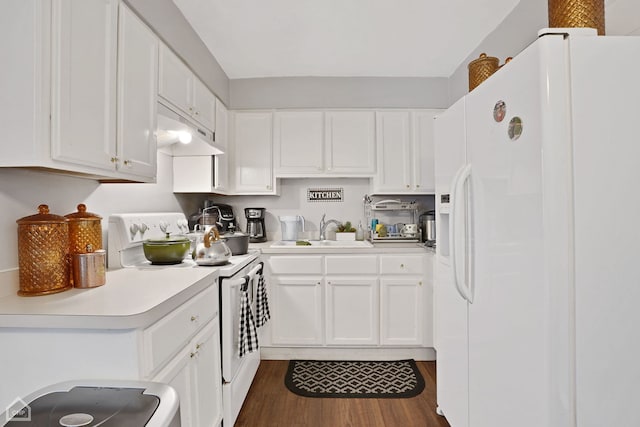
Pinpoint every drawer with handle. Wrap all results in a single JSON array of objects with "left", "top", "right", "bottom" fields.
[
  {"left": 379, "top": 255, "right": 425, "bottom": 275},
  {"left": 142, "top": 285, "right": 218, "bottom": 376}
]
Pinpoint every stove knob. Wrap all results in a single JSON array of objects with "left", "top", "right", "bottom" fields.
[
  {"left": 139, "top": 223, "right": 149, "bottom": 237},
  {"left": 177, "top": 219, "right": 188, "bottom": 233},
  {"left": 129, "top": 223, "right": 139, "bottom": 239},
  {"left": 159, "top": 221, "right": 168, "bottom": 233}
]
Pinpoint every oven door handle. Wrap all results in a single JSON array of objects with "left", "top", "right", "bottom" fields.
[{"left": 246, "top": 263, "right": 263, "bottom": 280}]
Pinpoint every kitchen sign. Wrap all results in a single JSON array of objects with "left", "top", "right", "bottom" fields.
[{"left": 307, "top": 188, "right": 344, "bottom": 202}]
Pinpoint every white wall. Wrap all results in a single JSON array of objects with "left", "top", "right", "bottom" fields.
[
  {"left": 0, "top": 153, "right": 201, "bottom": 272},
  {"left": 125, "top": 0, "right": 230, "bottom": 104},
  {"left": 230, "top": 76, "right": 449, "bottom": 110},
  {"left": 197, "top": 178, "right": 435, "bottom": 240},
  {"left": 447, "top": 0, "right": 548, "bottom": 104}
]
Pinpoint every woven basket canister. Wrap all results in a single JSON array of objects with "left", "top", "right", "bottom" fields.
[
  {"left": 468, "top": 53, "right": 500, "bottom": 91},
  {"left": 65, "top": 204, "right": 103, "bottom": 254},
  {"left": 16, "top": 205, "right": 71, "bottom": 296},
  {"left": 548, "top": 0, "right": 605, "bottom": 35}
]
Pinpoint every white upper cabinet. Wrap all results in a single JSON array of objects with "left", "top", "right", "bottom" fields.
[
  {"left": 0, "top": 0, "right": 158, "bottom": 182},
  {"left": 412, "top": 110, "right": 440, "bottom": 193},
  {"left": 373, "top": 111, "right": 412, "bottom": 193},
  {"left": 230, "top": 111, "right": 277, "bottom": 194},
  {"left": 214, "top": 99, "right": 229, "bottom": 193},
  {"left": 158, "top": 43, "right": 193, "bottom": 118},
  {"left": 116, "top": 3, "right": 158, "bottom": 179},
  {"left": 274, "top": 110, "right": 376, "bottom": 176},
  {"left": 50, "top": 0, "right": 119, "bottom": 171},
  {"left": 274, "top": 111, "right": 324, "bottom": 175},
  {"left": 192, "top": 78, "right": 216, "bottom": 132},
  {"left": 325, "top": 111, "right": 376, "bottom": 175},
  {"left": 372, "top": 110, "right": 441, "bottom": 194},
  {"left": 159, "top": 44, "right": 216, "bottom": 133}
]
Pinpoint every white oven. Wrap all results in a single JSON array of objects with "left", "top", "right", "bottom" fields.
[
  {"left": 219, "top": 257, "right": 262, "bottom": 426},
  {"left": 107, "top": 213, "right": 262, "bottom": 427}
]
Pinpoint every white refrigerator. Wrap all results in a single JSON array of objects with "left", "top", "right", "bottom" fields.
[{"left": 434, "top": 29, "right": 640, "bottom": 427}]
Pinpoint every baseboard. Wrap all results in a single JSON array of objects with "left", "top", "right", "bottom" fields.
[{"left": 260, "top": 347, "right": 436, "bottom": 361}]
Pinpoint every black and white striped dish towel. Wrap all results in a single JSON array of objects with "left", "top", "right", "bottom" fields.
[
  {"left": 239, "top": 276, "right": 258, "bottom": 358},
  {"left": 255, "top": 269, "right": 271, "bottom": 328}
]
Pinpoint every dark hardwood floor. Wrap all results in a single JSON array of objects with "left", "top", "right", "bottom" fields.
[{"left": 235, "top": 360, "right": 451, "bottom": 427}]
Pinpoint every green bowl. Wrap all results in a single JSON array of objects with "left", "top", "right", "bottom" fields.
[{"left": 143, "top": 236, "right": 190, "bottom": 265}]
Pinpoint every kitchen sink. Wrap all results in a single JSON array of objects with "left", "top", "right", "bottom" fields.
[{"left": 270, "top": 240, "right": 373, "bottom": 248}]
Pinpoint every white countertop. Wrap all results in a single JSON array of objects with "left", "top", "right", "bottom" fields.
[
  {"left": 251, "top": 240, "right": 433, "bottom": 254},
  {"left": 0, "top": 267, "right": 219, "bottom": 329}
]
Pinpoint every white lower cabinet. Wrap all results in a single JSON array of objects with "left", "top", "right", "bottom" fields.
[
  {"left": 271, "top": 276, "right": 323, "bottom": 345},
  {"left": 154, "top": 318, "right": 222, "bottom": 427},
  {"left": 326, "top": 277, "right": 378, "bottom": 345},
  {"left": 0, "top": 284, "right": 223, "bottom": 427},
  {"left": 265, "top": 252, "right": 432, "bottom": 349},
  {"left": 380, "top": 278, "right": 423, "bottom": 346}
]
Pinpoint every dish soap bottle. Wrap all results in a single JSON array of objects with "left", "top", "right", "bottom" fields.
[{"left": 356, "top": 221, "right": 365, "bottom": 241}]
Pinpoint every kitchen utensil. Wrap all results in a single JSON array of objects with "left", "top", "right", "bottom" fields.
[
  {"left": 64, "top": 204, "right": 103, "bottom": 255},
  {"left": 468, "top": 53, "right": 499, "bottom": 91},
  {"left": 279, "top": 215, "right": 305, "bottom": 241},
  {"left": 245, "top": 207, "right": 267, "bottom": 242},
  {"left": 548, "top": 0, "right": 605, "bottom": 35},
  {"left": 16, "top": 204, "right": 71, "bottom": 296},
  {"left": 420, "top": 211, "right": 436, "bottom": 244},
  {"left": 194, "top": 227, "right": 232, "bottom": 266},
  {"left": 142, "top": 233, "right": 190, "bottom": 265},
  {"left": 204, "top": 202, "right": 238, "bottom": 233},
  {"left": 71, "top": 245, "right": 106, "bottom": 288},
  {"left": 401, "top": 223, "right": 418, "bottom": 237},
  {"left": 222, "top": 231, "right": 250, "bottom": 255}
]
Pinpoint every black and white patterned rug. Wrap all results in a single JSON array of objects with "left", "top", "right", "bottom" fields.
[{"left": 285, "top": 359, "right": 425, "bottom": 398}]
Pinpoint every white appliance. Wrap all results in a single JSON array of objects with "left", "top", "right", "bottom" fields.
[
  {"left": 108, "top": 213, "right": 262, "bottom": 427},
  {"left": 434, "top": 29, "right": 640, "bottom": 427},
  {"left": 278, "top": 215, "right": 305, "bottom": 240},
  {"left": 220, "top": 258, "right": 263, "bottom": 426},
  {"left": 2, "top": 380, "right": 180, "bottom": 426}
]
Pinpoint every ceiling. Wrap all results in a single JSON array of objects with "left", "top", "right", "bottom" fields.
[{"left": 173, "top": 0, "right": 640, "bottom": 80}]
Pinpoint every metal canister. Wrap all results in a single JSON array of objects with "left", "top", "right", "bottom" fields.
[
  {"left": 64, "top": 204, "right": 103, "bottom": 254},
  {"left": 16, "top": 205, "right": 71, "bottom": 296},
  {"left": 71, "top": 245, "right": 106, "bottom": 288}
]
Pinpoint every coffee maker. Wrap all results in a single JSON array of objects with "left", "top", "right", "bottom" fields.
[{"left": 245, "top": 208, "right": 267, "bottom": 242}]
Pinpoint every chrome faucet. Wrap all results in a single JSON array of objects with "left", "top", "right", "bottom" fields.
[{"left": 319, "top": 213, "right": 342, "bottom": 241}]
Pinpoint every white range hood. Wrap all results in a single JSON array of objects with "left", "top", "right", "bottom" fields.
[{"left": 156, "top": 101, "right": 224, "bottom": 156}]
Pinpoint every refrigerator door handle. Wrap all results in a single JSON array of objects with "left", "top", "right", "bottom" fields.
[
  {"left": 451, "top": 164, "right": 473, "bottom": 303},
  {"left": 450, "top": 164, "right": 473, "bottom": 303}
]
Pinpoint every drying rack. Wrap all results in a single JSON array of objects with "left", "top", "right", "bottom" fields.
[{"left": 364, "top": 198, "right": 419, "bottom": 243}]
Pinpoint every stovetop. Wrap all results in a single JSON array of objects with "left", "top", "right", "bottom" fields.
[{"left": 108, "top": 212, "right": 259, "bottom": 276}]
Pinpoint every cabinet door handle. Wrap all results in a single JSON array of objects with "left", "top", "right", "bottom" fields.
[
  {"left": 190, "top": 351, "right": 198, "bottom": 358},
  {"left": 123, "top": 160, "right": 132, "bottom": 167},
  {"left": 191, "top": 315, "right": 199, "bottom": 322},
  {"left": 406, "top": 184, "right": 410, "bottom": 188},
  {"left": 110, "top": 157, "right": 119, "bottom": 164},
  {"left": 195, "top": 343, "right": 202, "bottom": 350},
  {"left": 194, "top": 110, "right": 199, "bottom": 116},
  {"left": 400, "top": 264, "right": 405, "bottom": 268},
  {"left": 416, "top": 184, "right": 420, "bottom": 188}
]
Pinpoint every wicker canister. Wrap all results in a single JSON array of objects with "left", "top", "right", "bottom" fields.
[
  {"left": 468, "top": 53, "right": 500, "bottom": 91},
  {"left": 64, "top": 204, "right": 103, "bottom": 254},
  {"left": 16, "top": 205, "right": 71, "bottom": 296},
  {"left": 548, "top": 0, "right": 605, "bottom": 35}
]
